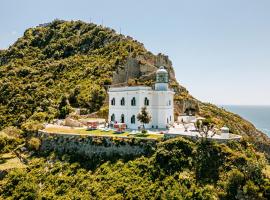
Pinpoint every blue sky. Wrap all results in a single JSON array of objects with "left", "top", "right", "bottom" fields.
[{"left": 1, "top": 0, "right": 270, "bottom": 105}]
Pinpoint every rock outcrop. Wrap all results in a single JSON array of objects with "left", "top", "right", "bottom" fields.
[
  {"left": 111, "top": 50, "right": 270, "bottom": 159},
  {"left": 0, "top": 19, "right": 268, "bottom": 159},
  {"left": 112, "top": 53, "right": 198, "bottom": 115}
]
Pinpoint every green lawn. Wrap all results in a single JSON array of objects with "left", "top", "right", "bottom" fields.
[{"left": 43, "top": 127, "right": 163, "bottom": 139}]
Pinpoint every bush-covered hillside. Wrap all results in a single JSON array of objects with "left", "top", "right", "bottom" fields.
[
  {"left": 1, "top": 138, "right": 270, "bottom": 199},
  {"left": 198, "top": 103, "right": 270, "bottom": 158},
  {"left": 0, "top": 19, "right": 269, "bottom": 157},
  {"left": 0, "top": 20, "right": 270, "bottom": 199},
  {"left": 0, "top": 20, "right": 150, "bottom": 128}
]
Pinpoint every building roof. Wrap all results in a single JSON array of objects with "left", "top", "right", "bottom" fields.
[
  {"left": 156, "top": 66, "right": 168, "bottom": 74},
  {"left": 108, "top": 86, "right": 153, "bottom": 92},
  {"left": 220, "top": 126, "right": 230, "bottom": 131}
]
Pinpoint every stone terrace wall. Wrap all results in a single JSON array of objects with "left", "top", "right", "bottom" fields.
[
  {"left": 164, "top": 133, "right": 242, "bottom": 143},
  {"left": 38, "top": 131, "right": 157, "bottom": 160}
]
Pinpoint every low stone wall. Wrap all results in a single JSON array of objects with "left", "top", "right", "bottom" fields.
[
  {"left": 164, "top": 133, "right": 242, "bottom": 143},
  {"left": 37, "top": 131, "right": 157, "bottom": 160}
]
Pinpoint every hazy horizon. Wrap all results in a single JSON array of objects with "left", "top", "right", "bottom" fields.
[{"left": 1, "top": 0, "right": 270, "bottom": 105}]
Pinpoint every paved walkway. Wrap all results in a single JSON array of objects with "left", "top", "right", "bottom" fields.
[
  {"left": 167, "top": 123, "right": 242, "bottom": 141},
  {"left": 43, "top": 123, "right": 242, "bottom": 141}
]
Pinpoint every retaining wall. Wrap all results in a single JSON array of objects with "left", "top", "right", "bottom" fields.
[{"left": 38, "top": 131, "right": 157, "bottom": 160}]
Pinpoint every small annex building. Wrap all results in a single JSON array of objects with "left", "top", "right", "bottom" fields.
[{"left": 108, "top": 66, "right": 175, "bottom": 129}]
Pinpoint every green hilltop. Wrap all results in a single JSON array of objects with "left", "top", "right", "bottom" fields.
[
  {"left": 0, "top": 19, "right": 269, "bottom": 156},
  {"left": 0, "top": 20, "right": 147, "bottom": 126},
  {"left": 0, "top": 20, "right": 270, "bottom": 199}
]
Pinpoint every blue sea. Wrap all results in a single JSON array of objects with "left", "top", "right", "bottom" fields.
[{"left": 221, "top": 105, "right": 270, "bottom": 137}]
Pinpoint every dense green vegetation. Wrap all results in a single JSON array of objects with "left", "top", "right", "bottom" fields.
[
  {"left": 1, "top": 138, "right": 270, "bottom": 199},
  {"left": 0, "top": 127, "right": 23, "bottom": 155},
  {"left": 0, "top": 19, "right": 269, "bottom": 151},
  {"left": 0, "top": 20, "right": 270, "bottom": 199},
  {"left": 199, "top": 103, "right": 270, "bottom": 158},
  {"left": 0, "top": 20, "right": 148, "bottom": 129}
]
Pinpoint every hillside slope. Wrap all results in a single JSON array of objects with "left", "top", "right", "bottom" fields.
[
  {"left": 0, "top": 20, "right": 269, "bottom": 157},
  {"left": 1, "top": 137, "right": 270, "bottom": 199}
]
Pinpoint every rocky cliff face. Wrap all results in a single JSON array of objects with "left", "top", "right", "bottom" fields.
[
  {"left": 111, "top": 51, "right": 270, "bottom": 159},
  {"left": 112, "top": 53, "right": 175, "bottom": 84},
  {"left": 112, "top": 53, "right": 198, "bottom": 115},
  {"left": 0, "top": 20, "right": 269, "bottom": 159},
  {"left": 39, "top": 131, "right": 156, "bottom": 161}
]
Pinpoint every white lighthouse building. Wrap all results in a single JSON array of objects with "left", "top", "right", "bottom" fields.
[{"left": 108, "top": 66, "right": 175, "bottom": 129}]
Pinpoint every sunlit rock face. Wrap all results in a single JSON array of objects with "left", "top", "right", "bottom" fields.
[{"left": 112, "top": 53, "right": 199, "bottom": 115}]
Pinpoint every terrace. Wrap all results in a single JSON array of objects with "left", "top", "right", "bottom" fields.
[
  {"left": 41, "top": 124, "right": 164, "bottom": 140},
  {"left": 41, "top": 116, "right": 242, "bottom": 142}
]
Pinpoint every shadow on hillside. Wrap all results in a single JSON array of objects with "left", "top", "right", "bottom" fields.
[{"left": 36, "top": 148, "right": 154, "bottom": 171}]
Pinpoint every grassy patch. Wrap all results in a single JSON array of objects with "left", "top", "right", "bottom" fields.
[
  {"left": 44, "top": 127, "right": 129, "bottom": 136},
  {"left": 144, "top": 134, "right": 163, "bottom": 139},
  {"left": 0, "top": 153, "right": 26, "bottom": 171},
  {"left": 43, "top": 127, "right": 163, "bottom": 139}
]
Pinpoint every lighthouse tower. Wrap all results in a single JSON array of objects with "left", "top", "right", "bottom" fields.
[
  {"left": 108, "top": 65, "right": 174, "bottom": 130},
  {"left": 155, "top": 66, "right": 169, "bottom": 91}
]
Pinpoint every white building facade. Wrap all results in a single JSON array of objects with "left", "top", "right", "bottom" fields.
[{"left": 108, "top": 66, "right": 175, "bottom": 129}]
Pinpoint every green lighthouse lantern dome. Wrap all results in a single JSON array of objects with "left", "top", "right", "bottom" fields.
[{"left": 156, "top": 66, "right": 169, "bottom": 83}]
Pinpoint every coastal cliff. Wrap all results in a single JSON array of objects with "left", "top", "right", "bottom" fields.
[
  {"left": 0, "top": 19, "right": 270, "bottom": 200},
  {"left": 0, "top": 19, "right": 269, "bottom": 158}
]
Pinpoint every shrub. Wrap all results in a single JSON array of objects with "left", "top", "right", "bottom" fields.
[
  {"left": 135, "top": 133, "right": 148, "bottom": 138},
  {"left": 225, "top": 169, "right": 245, "bottom": 199},
  {"left": 154, "top": 137, "right": 195, "bottom": 175},
  {"left": 21, "top": 120, "right": 44, "bottom": 136},
  {"left": 0, "top": 137, "right": 7, "bottom": 153},
  {"left": 241, "top": 180, "right": 261, "bottom": 199},
  {"left": 0, "top": 136, "right": 23, "bottom": 153},
  {"left": 27, "top": 137, "right": 41, "bottom": 151},
  {"left": 195, "top": 141, "right": 225, "bottom": 183},
  {"left": 141, "top": 129, "right": 147, "bottom": 134},
  {"left": 29, "top": 112, "right": 47, "bottom": 122},
  {"left": 2, "top": 126, "right": 23, "bottom": 138},
  {"left": 97, "top": 106, "right": 109, "bottom": 119}
]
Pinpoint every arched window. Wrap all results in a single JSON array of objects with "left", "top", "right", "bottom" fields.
[
  {"left": 131, "top": 97, "right": 136, "bottom": 106},
  {"left": 131, "top": 115, "right": 136, "bottom": 124},
  {"left": 170, "top": 116, "right": 172, "bottom": 122},
  {"left": 144, "top": 97, "right": 149, "bottom": 106},
  {"left": 120, "top": 97, "right": 125, "bottom": 106},
  {"left": 169, "top": 100, "right": 171, "bottom": 106},
  {"left": 111, "top": 114, "right": 115, "bottom": 122},
  {"left": 121, "top": 114, "right": 125, "bottom": 123},
  {"left": 111, "top": 98, "right": 115, "bottom": 106}
]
